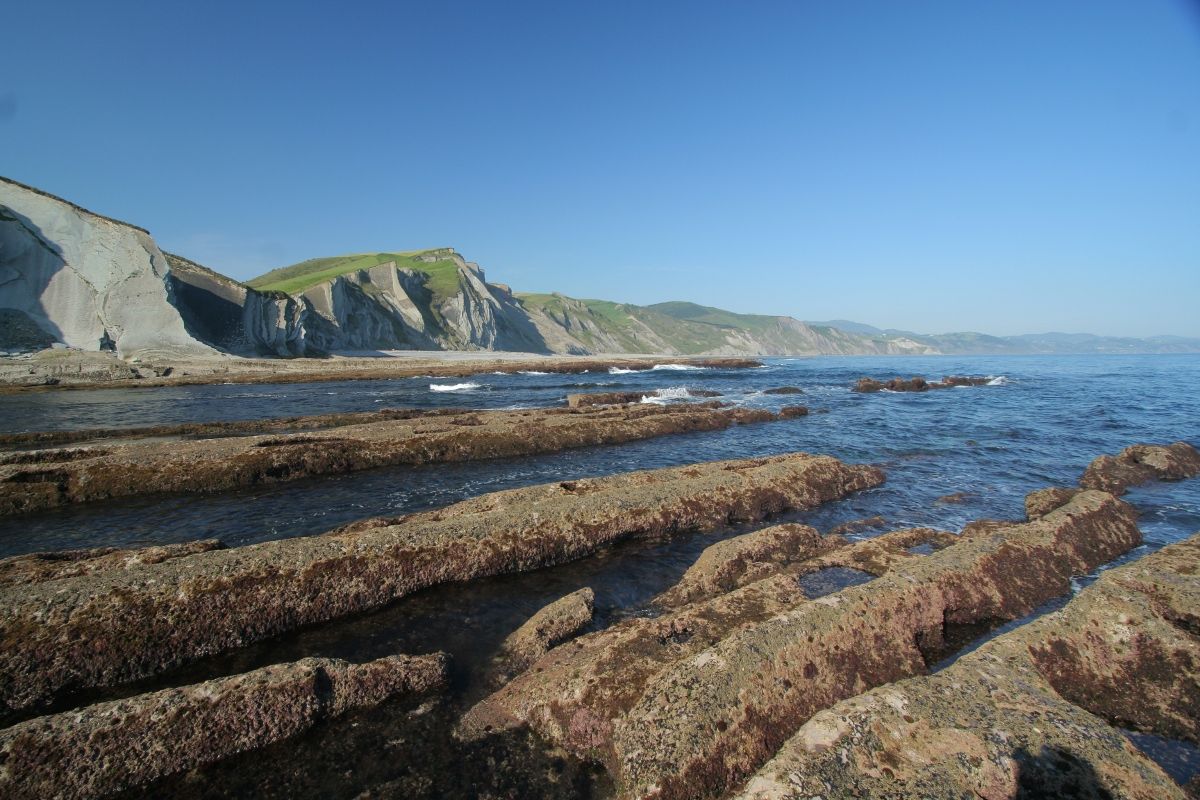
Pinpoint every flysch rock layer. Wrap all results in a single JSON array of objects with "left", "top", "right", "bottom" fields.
[
  {"left": 732, "top": 532, "right": 1200, "bottom": 800},
  {"left": 489, "top": 588, "right": 596, "bottom": 687},
  {"left": 0, "top": 538, "right": 223, "bottom": 588},
  {"left": 0, "top": 402, "right": 783, "bottom": 516},
  {"left": 0, "top": 177, "right": 217, "bottom": 359},
  {"left": 1080, "top": 441, "right": 1200, "bottom": 496},
  {"left": 462, "top": 490, "right": 1141, "bottom": 800},
  {"left": 0, "top": 451, "right": 882, "bottom": 716},
  {"left": 0, "top": 652, "right": 448, "bottom": 800}
]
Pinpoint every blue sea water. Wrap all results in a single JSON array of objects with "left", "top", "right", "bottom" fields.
[
  {"left": 2, "top": 354, "right": 1198, "bottom": 796},
  {"left": 1, "top": 354, "right": 1196, "bottom": 561}
]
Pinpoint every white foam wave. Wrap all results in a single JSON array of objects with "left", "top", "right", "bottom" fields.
[
  {"left": 986, "top": 376, "right": 1009, "bottom": 386},
  {"left": 518, "top": 370, "right": 550, "bottom": 375},
  {"left": 429, "top": 382, "right": 480, "bottom": 392},
  {"left": 609, "top": 367, "right": 638, "bottom": 374},
  {"left": 651, "top": 363, "right": 704, "bottom": 371}
]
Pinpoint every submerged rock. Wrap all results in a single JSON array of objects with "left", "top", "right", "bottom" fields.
[
  {"left": 0, "top": 451, "right": 882, "bottom": 716},
  {"left": 463, "top": 491, "right": 1141, "bottom": 799},
  {"left": 0, "top": 403, "right": 783, "bottom": 516},
  {"left": 0, "top": 652, "right": 448, "bottom": 800},
  {"left": 734, "top": 533, "right": 1200, "bottom": 800},
  {"left": 1080, "top": 441, "right": 1200, "bottom": 496},
  {"left": 853, "top": 375, "right": 992, "bottom": 392},
  {"left": 566, "top": 389, "right": 721, "bottom": 408},
  {"left": 762, "top": 386, "right": 804, "bottom": 395},
  {"left": 490, "top": 588, "right": 595, "bottom": 686}
]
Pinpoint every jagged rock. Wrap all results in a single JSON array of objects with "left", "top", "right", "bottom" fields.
[
  {"left": 1026, "top": 486, "right": 1082, "bottom": 519},
  {"left": 762, "top": 386, "right": 804, "bottom": 395},
  {"left": 0, "top": 403, "right": 782, "bottom": 516},
  {"left": 463, "top": 491, "right": 1141, "bottom": 799},
  {"left": 1080, "top": 441, "right": 1200, "bottom": 495},
  {"left": 0, "top": 451, "right": 883, "bottom": 715},
  {"left": 779, "top": 405, "right": 809, "bottom": 418},
  {"left": 0, "top": 539, "right": 223, "bottom": 587},
  {"left": 491, "top": 588, "right": 595, "bottom": 686},
  {"left": 0, "top": 652, "right": 447, "bottom": 800},
  {"left": 0, "top": 177, "right": 217, "bottom": 358},
  {"left": 733, "top": 533, "right": 1200, "bottom": 800}
]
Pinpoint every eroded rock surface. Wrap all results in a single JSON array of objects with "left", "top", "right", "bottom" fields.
[
  {"left": 490, "top": 588, "right": 595, "bottom": 687},
  {"left": 1025, "top": 486, "right": 1083, "bottom": 519},
  {"left": 0, "top": 403, "right": 784, "bottom": 516},
  {"left": 1080, "top": 441, "right": 1200, "bottom": 496},
  {"left": 566, "top": 389, "right": 721, "bottom": 408},
  {"left": 733, "top": 533, "right": 1200, "bottom": 800},
  {"left": 0, "top": 652, "right": 448, "bottom": 800},
  {"left": 464, "top": 491, "right": 1141, "bottom": 799},
  {"left": 0, "top": 539, "right": 223, "bottom": 587},
  {"left": 0, "top": 451, "right": 882, "bottom": 715}
]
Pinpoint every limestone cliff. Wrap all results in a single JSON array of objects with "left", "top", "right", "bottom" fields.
[{"left": 0, "top": 178, "right": 215, "bottom": 358}]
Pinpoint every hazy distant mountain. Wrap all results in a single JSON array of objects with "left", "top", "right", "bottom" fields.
[{"left": 807, "top": 320, "right": 1200, "bottom": 355}]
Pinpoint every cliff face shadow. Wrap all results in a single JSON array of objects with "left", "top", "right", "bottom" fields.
[
  {"left": 1014, "top": 745, "right": 1113, "bottom": 800},
  {"left": 0, "top": 203, "right": 67, "bottom": 349}
]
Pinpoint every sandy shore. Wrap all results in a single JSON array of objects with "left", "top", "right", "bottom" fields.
[{"left": 0, "top": 348, "right": 764, "bottom": 393}]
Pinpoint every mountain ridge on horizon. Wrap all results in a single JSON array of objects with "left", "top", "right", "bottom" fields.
[{"left": 2, "top": 175, "right": 1197, "bottom": 359}]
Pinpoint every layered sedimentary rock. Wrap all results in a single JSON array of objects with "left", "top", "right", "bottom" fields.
[
  {"left": 490, "top": 588, "right": 595, "bottom": 687},
  {"left": 0, "top": 652, "right": 448, "bottom": 800},
  {"left": 733, "top": 533, "right": 1200, "bottom": 800},
  {"left": 463, "top": 491, "right": 1141, "bottom": 799},
  {"left": 0, "top": 403, "right": 783, "bottom": 516},
  {"left": 0, "top": 177, "right": 216, "bottom": 358},
  {"left": 853, "top": 375, "right": 992, "bottom": 392},
  {"left": 1080, "top": 441, "right": 1200, "bottom": 495},
  {"left": 0, "top": 539, "right": 223, "bottom": 588},
  {"left": 0, "top": 451, "right": 882, "bottom": 715}
]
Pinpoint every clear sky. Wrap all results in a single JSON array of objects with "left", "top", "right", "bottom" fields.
[{"left": 3, "top": 1, "right": 1198, "bottom": 337}]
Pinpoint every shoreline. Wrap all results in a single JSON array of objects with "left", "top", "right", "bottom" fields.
[{"left": 0, "top": 349, "right": 764, "bottom": 393}]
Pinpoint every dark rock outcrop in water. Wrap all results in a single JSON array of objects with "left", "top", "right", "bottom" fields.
[
  {"left": 762, "top": 386, "right": 804, "bottom": 395},
  {"left": 1080, "top": 441, "right": 1200, "bottom": 495},
  {"left": 462, "top": 491, "right": 1142, "bottom": 799},
  {"left": 0, "top": 403, "right": 785, "bottom": 516},
  {"left": 733, "top": 532, "right": 1200, "bottom": 800},
  {"left": 853, "top": 374, "right": 992, "bottom": 392},
  {"left": 0, "top": 652, "right": 448, "bottom": 800},
  {"left": 565, "top": 388, "right": 721, "bottom": 408},
  {"left": 0, "top": 452, "right": 883, "bottom": 715}
]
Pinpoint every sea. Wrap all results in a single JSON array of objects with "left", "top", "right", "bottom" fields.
[{"left": 1, "top": 353, "right": 1197, "bottom": 795}]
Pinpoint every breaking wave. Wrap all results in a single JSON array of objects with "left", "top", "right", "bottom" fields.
[{"left": 429, "top": 382, "right": 481, "bottom": 392}]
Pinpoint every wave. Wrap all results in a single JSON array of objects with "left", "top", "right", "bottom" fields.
[
  {"left": 609, "top": 367, "right": 639, "bottom": 374},
  {"left": 640, "top": 386, "right": 696, "bottom": 405},
  {"left": 429, "top": 382, "right": 480, "bottom": 392},
  {"left": 987, "top": 376, "right": 1009, "bottom": 386},
  {"left": 518, "top": 370, "right": 550, "bottom": 375},
  {"left": 651, "top": 363, "right": 705, "bottom": 371}
]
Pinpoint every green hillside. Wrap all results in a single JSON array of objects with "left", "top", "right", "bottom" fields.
[
  {"left": 649, "top": 301, "right": 783, "bottom": 334},
  {"left": 247, "top": 248, "right": 462, "bottom": 297}
]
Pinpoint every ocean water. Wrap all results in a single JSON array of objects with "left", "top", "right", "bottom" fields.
[{"left": 2, "top": 354, "right": 1198, "bottom": 796}]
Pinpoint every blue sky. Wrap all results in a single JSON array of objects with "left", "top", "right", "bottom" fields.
[{"left": 3, "top": 1, "right": 1198, "bottom": 337}]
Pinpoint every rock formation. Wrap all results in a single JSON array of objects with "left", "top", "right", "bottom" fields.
[
  {"left": 490, "top": 588, "right": 595, "bottom": 687},
  {"left": 0, "top": 451, "right": 883, "bottom": 715},
  {"left": 462, "top": 490, "right": 1143, "bottom": 799},
  {"left": 0, "top": 402, "right": 785, "bottom": 516},
  {"left": 733, "top": 532, "right": 1200, "bottom": 800},
  {"left": 0, "top": 652, "right": 448, "bottom": 800},
  {"left": 0, "top": 177, "right": 217, "bottom": 358},
  {"left": 853, "top": 375, "right": 993, "bottom": 392},
  {"left": 1080, "top": 441, "right": 1200, "bottom": 495}
]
